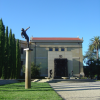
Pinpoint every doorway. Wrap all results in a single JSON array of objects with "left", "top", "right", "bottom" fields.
[{"left": 54, "top": 59, "right": 68, "bottom": 79}]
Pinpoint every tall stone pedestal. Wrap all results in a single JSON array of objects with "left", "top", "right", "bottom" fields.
[{"left": 24, "top": 48, "right": 33, "bottom": 89}]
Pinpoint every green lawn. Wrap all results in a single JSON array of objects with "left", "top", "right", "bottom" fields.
[
  {"left": 95, "top": 80, "right": 100, "bottom": 81},
  {"left": 0, "top": 82, "right": 62, "bottom": 100}
]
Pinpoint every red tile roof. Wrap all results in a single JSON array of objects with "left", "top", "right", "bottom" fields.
[{"left": 31, "top": 37, "right": 82, "bottom": 41}]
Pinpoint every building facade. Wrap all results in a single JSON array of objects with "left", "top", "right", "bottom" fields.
[{"left": 20, "top": 37, "right": 84, "bottom": 78}]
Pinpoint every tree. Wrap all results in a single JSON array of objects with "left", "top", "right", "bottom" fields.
[
  {"left": 4, "top": 26, "right": 9, "bottom": 79},
  {"left": 84, "top": 36, "right": 100, "bottom": 65},
  {"left": 16, "top": 39, "right": 19, "bottom": 78},
  {"left": 16, "top": 39, "right": 21, "bottom": 79},
  {"left": 0, "top": 18, "right": 5, "bottom": 78},
  {"left": 12, "top": 34, "right": 16, "bottom": 78},
  {"left": 95, "top": 60, "right": 100, "bottom": 79},
  {"left": 18, "top": 40, "right": 21, "bottom": 78},
  {"left": 83, "top": 36, "right": 100, "bottom": 79},
  {"left": 89, "top": 36, "right": 100, "bottom": 60},
  {"left": 84, "top": 66, "right": 90, "bottom": 77},
  {"left": 87, "top": 59, "right": 96, "bottom": 79},
  {"left": 8, "top": 29, "right": 12, "bottom": 78},
  {"left": 0, "top": 18, "right": 21, "bottom": 79},
  {"left": 83, "top": 50, "right": 96, "bottom": 66}
]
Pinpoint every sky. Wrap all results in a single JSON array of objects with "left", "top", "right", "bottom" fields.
[{"left": 0, "top": 0, "right": 100, "bottom": 56}]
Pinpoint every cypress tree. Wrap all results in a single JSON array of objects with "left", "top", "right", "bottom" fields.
[
  {"left": 0, "top": 19, "right": 5, "bottom": 78},
  {"left": 19, "top": 40, "right": 21, "bottom": 78},
  {"left": 16, "top": 39, "right": 19, "bottom": 79},
  {"left": 8, "top": 29, "right": 12, "bottom": 79},
  {"left": 0, "top": 19, "right": 2, "bottom": 78},
  {"left": 11, "top": 34, "right": 14, "bottom": 78},
  {"left": 4, "top": 26, "right": 8, "bottom": 79},
  {"left": 16, "top": 39, "right": 21, "bottom": 79},
  {"left": 14, "top": 35, "right": 16, "bottom": 79},
  {"left": 12, "top": 34, "right": 16, "bottom": 78}
]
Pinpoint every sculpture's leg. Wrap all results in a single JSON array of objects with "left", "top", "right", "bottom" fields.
[
  {"left": 27, "top": 37, "right": 29, "bottom": 48},
  {"left": 28, "top": 42, "right": 29, "bottom": 48}
]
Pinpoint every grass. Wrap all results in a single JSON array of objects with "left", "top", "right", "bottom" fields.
[
  {"left": 95, "top": 80, "right": 100, "bottom": 81},
  {"left": 80, "top": 77, "right": 88, "bottom": 79},
  {"left": 0, "top": 82, "right": 62, "bottom": 100}
]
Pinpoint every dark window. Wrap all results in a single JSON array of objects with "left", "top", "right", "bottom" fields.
[
  {"left": 61, "top": 48, "right": 64, "bottom": 51},
  {"left": 21, "top": 48, "right": 23, "bottom": 54},
  {"left": 49, "top": 48, "right": 53, "bottom": 51},
  {"left": 55, "top": 48, "right": 58, "bottom": 51}
]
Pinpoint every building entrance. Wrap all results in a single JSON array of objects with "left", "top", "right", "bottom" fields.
[{"left": 54, "top": 59, "right": 68, "bottom": 79}]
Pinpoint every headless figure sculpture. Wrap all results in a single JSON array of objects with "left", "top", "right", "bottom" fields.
[{"left": 21, "top": 27, "right": 30, "bottom": 48}]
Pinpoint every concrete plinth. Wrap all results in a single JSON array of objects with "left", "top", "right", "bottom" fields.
[{"left": 24, "top": 48, "right": 33, "bottom": 89}]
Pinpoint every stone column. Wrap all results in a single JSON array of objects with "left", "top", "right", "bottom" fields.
[
  {"left": 59, "top": 48, "right": 61, "bottom": 51},
  {"left": 24, "top": 48, "right": 33, "bottom": 89}
]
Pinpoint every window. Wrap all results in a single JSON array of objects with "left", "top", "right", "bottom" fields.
[
  {"left": 49, "top": 48, "right": 53, "bottom": 51},
  {"left": 21, "top": 48, "right": 23, "bottom": 54},
  {"left": 61, "top": 48, "right": 64, "bottom": 51},
  {"left": 55, "top": 48, "right": 58, "bottom": 51},
  {"left": 67, "top": 47, "right": 71, "bottom": 51}
]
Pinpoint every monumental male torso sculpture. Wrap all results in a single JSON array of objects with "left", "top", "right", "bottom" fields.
[{"left": 21, "top": 27, "right": 30, "bottom": 48}]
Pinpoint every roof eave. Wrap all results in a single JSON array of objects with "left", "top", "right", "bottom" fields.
[{"left": 30, "top": 40, "right": 83, "bottom": 43}]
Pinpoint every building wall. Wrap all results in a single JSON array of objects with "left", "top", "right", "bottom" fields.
[
  {"left": 48, "top": 51, "right": 73, "bottom": 78},
  {"left": 20, "top": 40, "right": 84, "bottom": 77}
]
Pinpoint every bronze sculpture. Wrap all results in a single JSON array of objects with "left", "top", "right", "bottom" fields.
[
  {"left": 50, "top": 69, "right": 52, "bottom": 78},
  {"left": 21, "top": 27, "right": 30, "bottom": 48}
]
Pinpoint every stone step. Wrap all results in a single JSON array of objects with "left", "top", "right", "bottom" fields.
[
  {"left": 31, "top": 79, "right": 40, "bottom": 82},
  {"left": 32, "top": 79, "right": 51, "bottom": 83},
  {"left": 32, "top": 79, "right": 96, "bottom": 83},
  {"left": 38, "top": 79, "right": 53, "bottom": 83},
  {"left": 70, "top": 77, "right": 79, "bottom": 79},
  {"left": 62, "top": 77, "right": 79, "bottom": 79}
]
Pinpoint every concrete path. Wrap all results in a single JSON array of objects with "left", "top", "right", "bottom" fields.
[{"left": 49, "top": 81, "right": 100, "bottom": 100}]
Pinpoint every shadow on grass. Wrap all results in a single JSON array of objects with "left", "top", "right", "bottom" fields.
[
  {"left": 0, "top": 84, "right": 53, "bottom": 91},
  {"left": 0, "top": 82, "right": 56, "bottom": 92},
  {"left": 0, "top": 89, "right": 53, "bottom": 91},
  {"left": 0, "top": 86, "right": 52, "bottom": 89}
]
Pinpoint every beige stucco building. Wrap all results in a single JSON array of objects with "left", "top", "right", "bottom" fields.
[{"left": 20, "top": 37, "right": 84, "bottom": 78}]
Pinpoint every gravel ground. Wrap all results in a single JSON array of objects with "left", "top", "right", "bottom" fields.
[{"left": 49, "top": 81, "right": 100, "bottom": 100}]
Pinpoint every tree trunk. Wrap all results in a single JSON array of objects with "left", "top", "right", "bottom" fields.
[{"left": 97, "top": 49, "right": 98, "bottom": 60}]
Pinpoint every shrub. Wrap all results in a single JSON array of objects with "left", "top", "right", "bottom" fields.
[{"left": 22, "top": 62, "right": 41, "bottom": 78}]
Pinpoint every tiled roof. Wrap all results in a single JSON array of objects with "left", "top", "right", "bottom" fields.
[{"left": 31, "top": 37, "right": 82, "bottom": 41}]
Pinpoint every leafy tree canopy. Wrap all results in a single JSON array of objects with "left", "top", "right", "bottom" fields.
[{"left": 84, "top": 36, "right": 100, "bottom": 65}]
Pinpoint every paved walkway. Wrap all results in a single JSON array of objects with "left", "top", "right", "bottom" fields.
[{"left": 49, "top": 81, "right": 100, "bottom": 100}]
